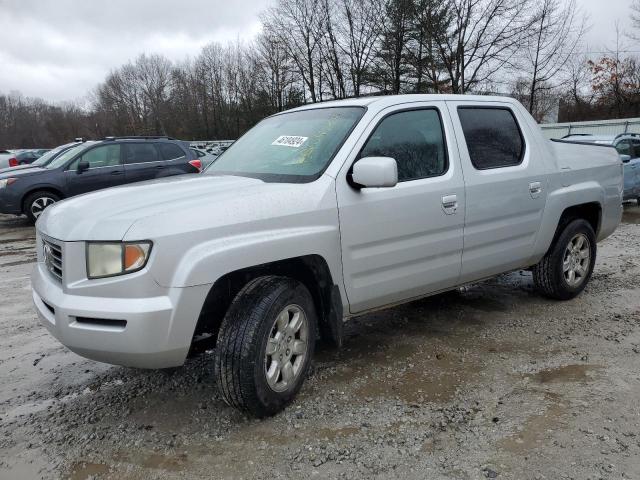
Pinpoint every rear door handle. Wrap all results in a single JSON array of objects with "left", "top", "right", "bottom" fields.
[
  {"left": 529, "top": 181, "right": 542, "bottom": 198},
  {"left": 442, "top": 194, "right": 458, "bottom": 215}
]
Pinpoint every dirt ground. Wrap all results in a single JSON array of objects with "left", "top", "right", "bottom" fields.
[{"left": 0, "top": 204, "right": 639, "bottom": 480}]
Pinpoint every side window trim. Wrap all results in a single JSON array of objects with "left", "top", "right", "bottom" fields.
[
  {"left": 123, "top": 142, "right": 162, "bottom": 165},
  {"left": 456, "top": 105, "right": 526, "bottom": 170},
  {"left": 155, "top": 142, "right": 187, "bottom": 162},
  {"left": 352, "top": 106, "right": 450, "bottom": 183}
]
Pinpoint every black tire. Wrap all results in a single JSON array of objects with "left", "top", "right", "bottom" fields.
[
  {"left": 532, "top": 219, "right": 597, "bottom": 300},
  {"left": 24, "top": 191, "right": 60, "bottom": 224},
  {"left": 214, "top": 276, "right": 317, "bottom": 417}
]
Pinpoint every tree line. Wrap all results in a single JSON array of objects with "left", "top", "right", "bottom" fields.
[{"left": 1, "top": 0, "right": 639, "bottom": 149}]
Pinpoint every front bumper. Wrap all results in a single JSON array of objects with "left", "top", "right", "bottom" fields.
[{"left": 31, "top": 261, "right": 210, "bottom": 369}]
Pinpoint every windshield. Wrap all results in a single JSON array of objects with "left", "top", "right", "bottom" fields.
[
  {"left": 32, "top": 145, "right": 71, "bottom": 166},
  {"left": 205, "top": 107, "right": 364, "bottom": 182},
  {"left": 46, "top": 143, "right": 95, "bottom": 169}
]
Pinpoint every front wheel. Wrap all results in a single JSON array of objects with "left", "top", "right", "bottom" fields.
[
  {"left": 24, "top": 191, "right": 60, "bottom": 223},
  {"left": 213, "top": 276, "right": 317, "bottom": 417},
  {"left": 532, "top": 219, "right": 597, "bottom": 300}
]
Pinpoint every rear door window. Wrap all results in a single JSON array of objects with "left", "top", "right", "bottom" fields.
[
  {"left": 123, "top": 143, "right": 160, "bottom": 164},
  {"left": 157, "top": 143, "right": 186, "bottom": 161},
  {"left": 457, "top": 107, "right": 525, "bottom": 169}
]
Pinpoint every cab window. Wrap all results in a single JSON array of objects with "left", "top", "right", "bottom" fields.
[
  {"left": 359, "top": 108, "right": 448, "bottom": 182},
  {"left": 458, "top": 107, "right": 525, "bottom": 169}
]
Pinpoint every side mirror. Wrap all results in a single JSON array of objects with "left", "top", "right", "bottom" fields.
[
  {"left": 77, "top": 160, "right": 90, "bottom": 173},
  {"left": 620, "top": 154, "right": 631, "bottom": 163},
  {"left": 351, "top": 157, "right": 398, "bottom": 188}
]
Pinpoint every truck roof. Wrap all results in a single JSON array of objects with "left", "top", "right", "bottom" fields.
[{"left": 285, "top": 94, "right": 522, "bottom": 113}]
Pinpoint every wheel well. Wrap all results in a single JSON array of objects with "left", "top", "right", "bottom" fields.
[
  {"left": 190, "top": 255, "right": 341, "bottom": 355},
  {"left": 554, "top": 202, "right": 601, "bottom": 243},
  {"left": 21, "top": 188, "right": 64, "bottom": 213}
]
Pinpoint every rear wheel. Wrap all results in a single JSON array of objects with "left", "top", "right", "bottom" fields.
[
  {"left": 24, "top": 191, "right": 60, "bottom": 223},
  {"left": 213, "top": 276, "right": 317, "bottom": 417},
  {"left": 533, "top": 219, "right": 597, "bottom": 300}
]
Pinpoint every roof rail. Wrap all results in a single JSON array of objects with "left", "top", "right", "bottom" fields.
[
  {"left": 103, "top": 136, "right": 175, "bottom": 141},
  {"left": 614, "top": 132, "right": 640, "bottom": 140},
  {"left": 561, "top": 133, "right": 592, "bottom": 139}
]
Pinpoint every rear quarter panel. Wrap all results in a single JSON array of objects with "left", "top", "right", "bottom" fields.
[{"left": 531, "top": 141, "right": 622, "bottom": 262}]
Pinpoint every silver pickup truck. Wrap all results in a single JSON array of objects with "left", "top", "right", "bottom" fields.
[{"left": 31, "top": 95, "right": 623, "bottom": 417}]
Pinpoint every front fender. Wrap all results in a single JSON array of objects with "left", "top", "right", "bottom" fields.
[{"left": 167, "top": 225, "right": 343, "bottom": 289}]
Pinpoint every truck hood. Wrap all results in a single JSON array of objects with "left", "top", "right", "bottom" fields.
[{"left": 37, "top": 174, "right": 334, "bottom": 241}]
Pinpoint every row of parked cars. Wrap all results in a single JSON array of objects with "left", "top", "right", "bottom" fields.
[
  {"left": 563, "top": 133, "right": 640, "bottom": 203},
  {"left": 0, "top": 148, "right": 51, "bottom": 168},
  {"left": 0, "top": 136, "right": 219, "bottom": 222}
]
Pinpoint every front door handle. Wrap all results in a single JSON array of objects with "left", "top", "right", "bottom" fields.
[
  {"left": 529, "top": 181, "right": 542, "bottom": 198},
  {"left": 111, "top": 170, "right": 124, "bottom": 176},
  {"left": 442, "top": 194, "right": 458, "bottom": 215}
]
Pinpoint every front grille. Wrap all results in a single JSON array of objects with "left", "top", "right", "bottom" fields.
[{"left": 43, "top": 239, "right": 63, "bottom": 282}]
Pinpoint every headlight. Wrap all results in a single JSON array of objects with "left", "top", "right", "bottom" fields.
[
  {"left": 0, "top": 178, "right": 17, "bottom": 189},
  {"left": 86, "top": 242, "right": 152, "bottom": 279}
]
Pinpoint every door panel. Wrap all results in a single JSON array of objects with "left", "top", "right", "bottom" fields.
[
  {"left": 65, "top": 144, "right": 125, "bottom": 196},
  {"left": 336, "top": 102, "right": 465, "bottom": 313},
  {"left": 446, "top": 101, "right": 552, "bottom": 282}
]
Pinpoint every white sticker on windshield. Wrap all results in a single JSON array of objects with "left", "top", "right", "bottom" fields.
[{"left": 272, "top": 135, "right": 308, "bottom": 148}]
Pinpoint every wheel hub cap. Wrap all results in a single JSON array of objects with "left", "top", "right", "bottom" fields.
[
  {"left": 264, "top": 304, "right": 309, "bottom": 393},
  {"left": 563, "top": 233, "right": 591, "bottom": 287},
  {"left": 31, "top": 197, "right": 56, "bottom": 218}
]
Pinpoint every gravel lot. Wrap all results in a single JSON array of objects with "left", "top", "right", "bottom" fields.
[{"left": 1, "top": 204, "right": 639, "bottom": 480}]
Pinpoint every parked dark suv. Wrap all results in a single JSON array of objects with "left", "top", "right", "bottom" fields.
[{"left": 0, "top": 136, "right": 200, "bottom": 222}]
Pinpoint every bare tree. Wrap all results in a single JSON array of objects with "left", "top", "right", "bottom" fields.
[
  {"left": 408, "top": 0, "right": 451, "bottom": 93},
  {"left": 374, "top": 0, "right": 414, "bottom": 94},
  {"left": 431, "top": 0, "right": 535, "bottom": 94},
  {"left": 629, "top": 0, "right": 640, "bottom": 41},
  {"left": 262, "top": 0, "right": 325, "bottom": 102},
  {"left": 520, "top": 0, "right": 586, "bottom": 117},
  {"left": 334, "top": 0, "right": 383, "bottom": 96}
]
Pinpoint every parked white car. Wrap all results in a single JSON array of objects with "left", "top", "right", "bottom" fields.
[
  {"left": 0, "top": 150, "right": 13, "bottom": 169},
  {"left": 32, "top": 95, "right": 623, "bottom": 416}
]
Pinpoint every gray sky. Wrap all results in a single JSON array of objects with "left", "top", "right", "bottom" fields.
[{"left": 0, "top": 0, "right": 636, "bottom": 102}]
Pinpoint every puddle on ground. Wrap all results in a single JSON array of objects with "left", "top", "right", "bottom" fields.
[
  {"left": 141, "top": 453, "right": 188, "bottom": 471},
  {"left": 530, "top": 364, "right": 600, "bottom": 384},
  {"left": 354, "top": 354, "right": 480, "bottom": 403},
  {"left": 68, "top": 461, "right": 110, "bottom": 480}
]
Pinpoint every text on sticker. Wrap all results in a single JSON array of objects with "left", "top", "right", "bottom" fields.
[{"left": 272, "top": 135, "right": 308, "bottom": 148}]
